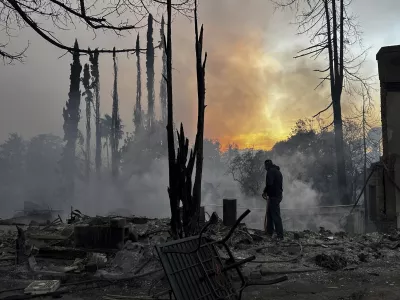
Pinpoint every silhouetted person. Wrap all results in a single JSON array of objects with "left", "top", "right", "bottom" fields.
[{"left": 262, "top": 159, "right": 284, "bottom": 239}]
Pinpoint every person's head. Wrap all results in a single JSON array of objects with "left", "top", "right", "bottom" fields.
[{"left": 264, "top": 159, "right": 273, "bottom": 170}]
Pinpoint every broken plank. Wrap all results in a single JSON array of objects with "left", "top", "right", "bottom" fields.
[
  {"left": 28, "top": 235, "right": 69, "bottom": 241},
  {"left": 36, "top": 247, "right": 87, "bottom": 260},
  {"left": 0, "top": 256, "right": 15, "bottom": 261}
]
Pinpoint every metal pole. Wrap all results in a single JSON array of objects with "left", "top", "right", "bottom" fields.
[
  {"left": 223, "top": 199, "right": 237, "bottom": 226},
  {"left": 363, "top": 92, "right": 368, "bottom": 233}
]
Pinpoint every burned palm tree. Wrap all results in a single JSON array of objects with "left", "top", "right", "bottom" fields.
[
  {"left": 111, "top": 49, "right": 122, "bottom": 179},
  {"left": 134, "top": 34, "right": 143, "bottom": 135},
  {"left": 89, "top": 49, "right": 101, "bottom": 176},
  {"left": 82, "top": 63, "right": 93, "bottom": 180},
  {"left": 146, "top": 14, "right": 155, "bottom": 129}
]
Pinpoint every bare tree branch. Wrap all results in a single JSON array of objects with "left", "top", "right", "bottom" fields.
[
  {"left": 1, "top": 0, "right": 194, "bottom": 56},
  {"left": 313, "top": 101, "right": 332, "bottom": 118},
  {"left": 321, "top": 120, "right": 334, "bottom": 131}
]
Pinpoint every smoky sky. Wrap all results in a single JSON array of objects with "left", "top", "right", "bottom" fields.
[{"left": 0, "top": 0, "right": 399, "bottom": 148}]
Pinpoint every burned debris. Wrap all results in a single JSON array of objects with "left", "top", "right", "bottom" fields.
[
  {"left": 1, "top": 205, "right": 400, "bottom": 299},
  {"left": 0, "top": 0, "right": 398, "bottom": 295},
  {"left": 0, "top": 212, "right": 169, "bottom": 298}
]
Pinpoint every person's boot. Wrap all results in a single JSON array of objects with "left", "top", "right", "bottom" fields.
[{"left": 265, "top": 232, "right": 274, "bottom": 240}]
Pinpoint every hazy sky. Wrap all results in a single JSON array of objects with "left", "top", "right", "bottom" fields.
[{"left": 0, "top": 0, "right": 399, "bottom": 149}]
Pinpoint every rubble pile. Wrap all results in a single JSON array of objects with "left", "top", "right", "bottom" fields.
[
  {"left": 0, "top": 214, "right": 172, "bottom": 298},
  {"left": 0, "top": 212, "right": 400, "bottom": 299},
  {"left": 203, "top": 220, "right": 400, "bottom": 279}
]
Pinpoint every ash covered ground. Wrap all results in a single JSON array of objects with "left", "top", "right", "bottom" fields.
[{"left": 0, "top": 211, "right": 400, "bottom": 300}]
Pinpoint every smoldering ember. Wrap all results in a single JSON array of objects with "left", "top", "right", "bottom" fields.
[{"left": 0, "top": 0, "right": 400, "bottom": 299}]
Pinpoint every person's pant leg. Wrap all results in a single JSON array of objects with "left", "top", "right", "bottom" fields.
[
  {"left": 266, "top": 201, "right": 274, "bottom": 236},
  {"left": 269, "top": 197, "right": 283, "bottom": 238}
]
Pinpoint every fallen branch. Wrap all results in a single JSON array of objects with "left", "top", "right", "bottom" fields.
[
  {"left": 260, "top": 268, "right": 323, "bottom": 275},
  {"left": 301, "top": 242, "right": 341, "bottom": 247},
  {"left": 251, "top": 242, "right": 303, "bottom": 264}
]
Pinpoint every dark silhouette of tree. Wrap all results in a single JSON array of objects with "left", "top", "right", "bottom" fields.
[
  {"left": 25, "top": 134, "right": 63, "bottom": 204},
  {"left": 228, "top": 149, "right": 266, "bottom": 197},
  {"left": 101, "top": 114, "right": 124, "bottom": 170},
  {"left": 203, "top": 139, "right": 222, "bottom": 169},
  {"left": 61, "top": 39, "right": 82, "bottom": 199},
  {"left": 165, "top": 0, "right": 207, "bottom": 238},
  {"left": 159, "top": 16, "right": 168, "bottom": 124},
  {"left": 165, "top": 0, "right": 179, "bottom": 237},
  {"left": 100, "top": 114, "right": 112, "bottom": 169},
  {"left": 146, "top": 13, "right": 155, "bottom": 129},
  {"left": 191, "top": 0, "right": 207, "bottom": 234},
  {"left": 0, "top": 134, "right": 26, "bottom": 206},
  {"left": 2, "top": 0, "right": 192, "bottom": 60},
  {"left": 111, "top": 49, "right": 122, "bottom": 179},
  {"left": 272, "top": 120, "right": 337, "bottom": 203},
  {"left": 223, "top": 143, "right": 240, "bottom": 165},
  {"left": 274, "top": 0, "right": 374, "bottom": 204},
  {"left": 82, "top": 63, "right": 93, "bottom": 180},
  {"left": 89, "top": 49, "right": 101, "bottom": 176},
  {"left": 134, "top": 34, "right": 143, "bottom": 135}
]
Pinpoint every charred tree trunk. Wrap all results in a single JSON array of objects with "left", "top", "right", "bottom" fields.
[
  {"left": 146, "top": 14, "right": 155, "bottom": 129},
  {"left": 165, "top": 0, "right": 207, "bottom": 238},
  {"left": 89, "top": 49, "right": 102, "bottom": 177},
  {"left": 165, "top": 0, "right": 180, "bottom": 238},
  {"left": 82, "top": 64, "right": 93, "bottom": 180},
  {"left": 111, "top": 49, "right": 120, "bottom": 179},
  {"left": 134, "top": 34, "right": 143, "bottom": 135},
  {"left": 177, "top": 124, "right": 196, "bottom": 237},
  {"left": 332, "top": 96, "right": 348, "bottom": 203},
  {"left": 324, "top": 0, "right": 349, "bottom": 204},
  {"left": 190, "top": 1, "right": 207, "bottom": 234},
  {"left": 159, "top": 16, "right": 168, "bottom": 125}
]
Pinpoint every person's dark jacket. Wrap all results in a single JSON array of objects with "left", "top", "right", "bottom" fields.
[{"left": 263, "top": 164, "right": 283, "bottom": 199}]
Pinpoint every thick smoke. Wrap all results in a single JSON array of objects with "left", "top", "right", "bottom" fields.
[
  {"left": 0, "top": 0, "right": 387, "bottom": 232},
  {"left": 70, "top": 159, "right": 170, "bottom": 218},
  {"left": 197, "top": 148, "right": 344, "bottom": 232},
  {"left": 274, "top": 152, "right": 320, "bottom": 209}
]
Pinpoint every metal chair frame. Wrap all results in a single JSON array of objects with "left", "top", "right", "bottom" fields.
[{"left": 155, "top": 209, "right": 288, "bottom": 300}]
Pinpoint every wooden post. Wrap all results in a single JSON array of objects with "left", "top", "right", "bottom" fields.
[
  {"left": 199, "top": 206, "right": 205, "bottom": 224},
  {"left": 223, "top": 199, "right": 237, "bottom": 226}
]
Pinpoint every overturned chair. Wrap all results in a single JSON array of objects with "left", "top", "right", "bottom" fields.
[{"left": 155, "top": 209, "right": 288, "bottom": 300}]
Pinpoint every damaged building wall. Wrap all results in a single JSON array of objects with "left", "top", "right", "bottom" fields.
[
  {"left": 370, "top": 45, "right": 400, "bottom": 231},
  {"left": 366, "top": 161, "right": 393, "bottom": 232}
]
